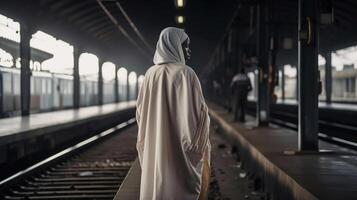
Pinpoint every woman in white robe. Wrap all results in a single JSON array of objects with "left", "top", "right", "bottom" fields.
[{"left": 136, "top": 27, "right": 211, "bottom": 200}]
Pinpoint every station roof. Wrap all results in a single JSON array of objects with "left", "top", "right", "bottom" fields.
[
  {"left": 0, "top": 0, "right": 237, "bottom": 74},
  {"left": 1, "top": 0, "right": 356, "bottom": 74},
  {"left": 217, "top": 0, "right": 357, "bottom": 68}
]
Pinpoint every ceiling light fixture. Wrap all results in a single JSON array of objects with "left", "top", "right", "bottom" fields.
[
  {"left": 176, "top": 0, "right": 185, "bottom": 8},
  {"left": 176, "top": 16, "right": 184, "bottom": 24}
]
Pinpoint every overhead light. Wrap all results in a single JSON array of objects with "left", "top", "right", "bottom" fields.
[
  {"left": 176, "top": 16, "right": 184, "bottom": 24},
  {"left": 176, "top": 0, "right": 185, "bottom": 8}
]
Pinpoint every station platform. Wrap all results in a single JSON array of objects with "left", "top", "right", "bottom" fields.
[
  {"left": 109, "top": 101, "right": 357, "bottom": 200},
  {"left": 209, "top": 102, "right": 357, "bottom": 200},
  {"left": 113, "top": 122, "right": 258, "bottom": 200},
  {"left": 0, "top": 101, "right": 136, "bottom": 179}
]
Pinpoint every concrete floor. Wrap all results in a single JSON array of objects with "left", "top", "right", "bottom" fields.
[{"left": 209, "top": 127, "right": 265, "bottom": 200}]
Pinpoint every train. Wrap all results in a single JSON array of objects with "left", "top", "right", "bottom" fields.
[{"left": 0, "top": 66, "right": 137, "bottom": 118}]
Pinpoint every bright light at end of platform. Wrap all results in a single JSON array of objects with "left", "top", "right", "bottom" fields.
[
  {"left": 177, "top": 0, "right": 184, "bottom": 8},
  {"left": 177, "top": 16, "right": 184, "bottom": 24}
]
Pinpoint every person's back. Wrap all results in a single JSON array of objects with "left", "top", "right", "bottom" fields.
[
  {"left": 231, "top": 72, "right": 251, "bottom": 98},
  {"left": 231, "top": 69, "right": 252, "bottom": 122},
  {"left": 136, "top": 27, "right": 210, "bottom": 200}
]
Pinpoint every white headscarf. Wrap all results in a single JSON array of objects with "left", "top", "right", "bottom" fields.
[{"left": 153, "top": 27, "right": 189, "bottom": 65}]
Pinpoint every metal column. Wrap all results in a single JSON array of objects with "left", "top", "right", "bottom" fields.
[
  {"left": 20, "top": 24, "right": 32, "bottom": 116},
  {"left": 281, "top": 66, "right": 285, "bottom": 101},
  {"left": 126, "top": 73, "right": 130, "bottom": 101},
  {"left": 98, "top": 59, "right": 104, "bottom": 105},
  {"left": 73, "top": 47, "right": 80, "bottom": 109},
  {"left": 325, "top": 52, "right": 332, "bottom": 104},
  {"left": 256, "top": 2, "right": 270, "bottom": 126},
  {"left": 236, "top": 46, "right": 243, "bottom": 74},
  {"left": 114, "top": 65, "right": 119, "bottom": 102},
  {"left": 297, "top": 0, "right": 319, "bottom": 151}
]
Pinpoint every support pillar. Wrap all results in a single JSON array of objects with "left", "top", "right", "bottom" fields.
[
  {"left": 281, "top": 66, "right": 285, "bottom": 101},
  {"left": 234, "top": 44, "right": 244, "bottom": 73},
  {"left": 268, "top": 4, "right": 279, "bottom": 103},
  {"left": 114, "top": 65, "right": 119, "bottom": 103},
  {"left": 20, "top": 24, "right": 32, "bottom": 116},
  {"left": 73, "top": 47, "right": 80, "bottom": 109},
  {"left": 297, "top": 0, "right": 319, "bottom": 151},
  {"left": 325, "top": 52, "right": 332, "bottom": 104},
  {"left": 98, "top": 59, "right": 104, "bottom": 105},
  {"left": 256, "top": 1, "right": 270, "bottom": 126},
  {"left": 126, "top": 73, "right": 130, "bottom": 101}
]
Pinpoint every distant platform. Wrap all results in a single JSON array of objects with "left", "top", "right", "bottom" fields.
[
  {"left": 275, "top": 99, "right": 357, "bottom": 111},
  {"left": 209, "top": 102, "right": 357, "bottom": 200},
  {"left": 0, "top": 101, "right": 136, "bottom": 145}
]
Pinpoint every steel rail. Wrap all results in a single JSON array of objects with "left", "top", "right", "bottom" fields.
[{"left": 0, "top": 118, "right": 136, "bottom": 188}]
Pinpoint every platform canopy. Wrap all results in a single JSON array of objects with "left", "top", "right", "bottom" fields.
[
  {"left": 0, "top": 0, "right": 239, "bottom": 74},
  {"left": 0, "top": 37, "right": 53, "bottom": 64}
]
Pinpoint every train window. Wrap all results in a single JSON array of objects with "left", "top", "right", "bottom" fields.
[
  {"left": 80, "top": 84, "right": 85, "bottom": 95},
  {"left": 3, "top": 73, "right": 11, "bottom": 93},
  {"left": 34, "top": 78, "right": 39, "bottom": 95},
  {"left": 64, "top": 82, "right": 68, "bottom": 95},
  {"left": 93, "top": 81, "right": 98, "bottom": 94},
  {"left": 30, "top": 77, "right": 35, "bottom": 94},
  {"left": 47, "top": 79, "right": 52, "bottom": 94},
  {"left": 345, "top": 78, "right": 355, "bottom": 93},
  {"left": 283, "top": 65, "right": 297, "bottom": 100},
  {"left": 331, "top": 46, "right": 357, "bottom": 102},
  {"left": 42, "top": 79, "right": 46, "bottom": 94},
  {"left": 67, "top": 81, "right": 72, "bottom": 94},
  {"left": 13, "top": 75, "right": 20, "bottom": 94},
  {"left": 67, "top": 82, "right": 71, "bottom": 95}
]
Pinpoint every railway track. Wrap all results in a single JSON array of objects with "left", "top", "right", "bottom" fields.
[
  {"left": 0, "top": 119, "right": 138, "bottom": 200},
  {"left": 246, "top": 101, "right": 357, "bottom": 149}
]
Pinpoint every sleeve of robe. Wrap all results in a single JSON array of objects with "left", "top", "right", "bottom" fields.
[
  {"left": 186, "top": 69, "right": 211, "bottom": 167},
  {"left": 136, "top": 80, "right": 145, "bottom": 165}
]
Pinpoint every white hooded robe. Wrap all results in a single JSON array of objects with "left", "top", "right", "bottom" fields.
[{"left": 136, "top": 27, "right": 211, "bottom": 200}]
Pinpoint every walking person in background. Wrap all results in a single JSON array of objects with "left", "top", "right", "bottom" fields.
[
  {"left": 136, "top": 27, "right": 211, "bottom": 200},
  {"left": 231, "top": 67, "right": 252, "bottom": 122}
]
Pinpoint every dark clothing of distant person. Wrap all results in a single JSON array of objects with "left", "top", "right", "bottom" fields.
[{"left": 231, "top": 73, "right": 252, "bottom": 122}]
